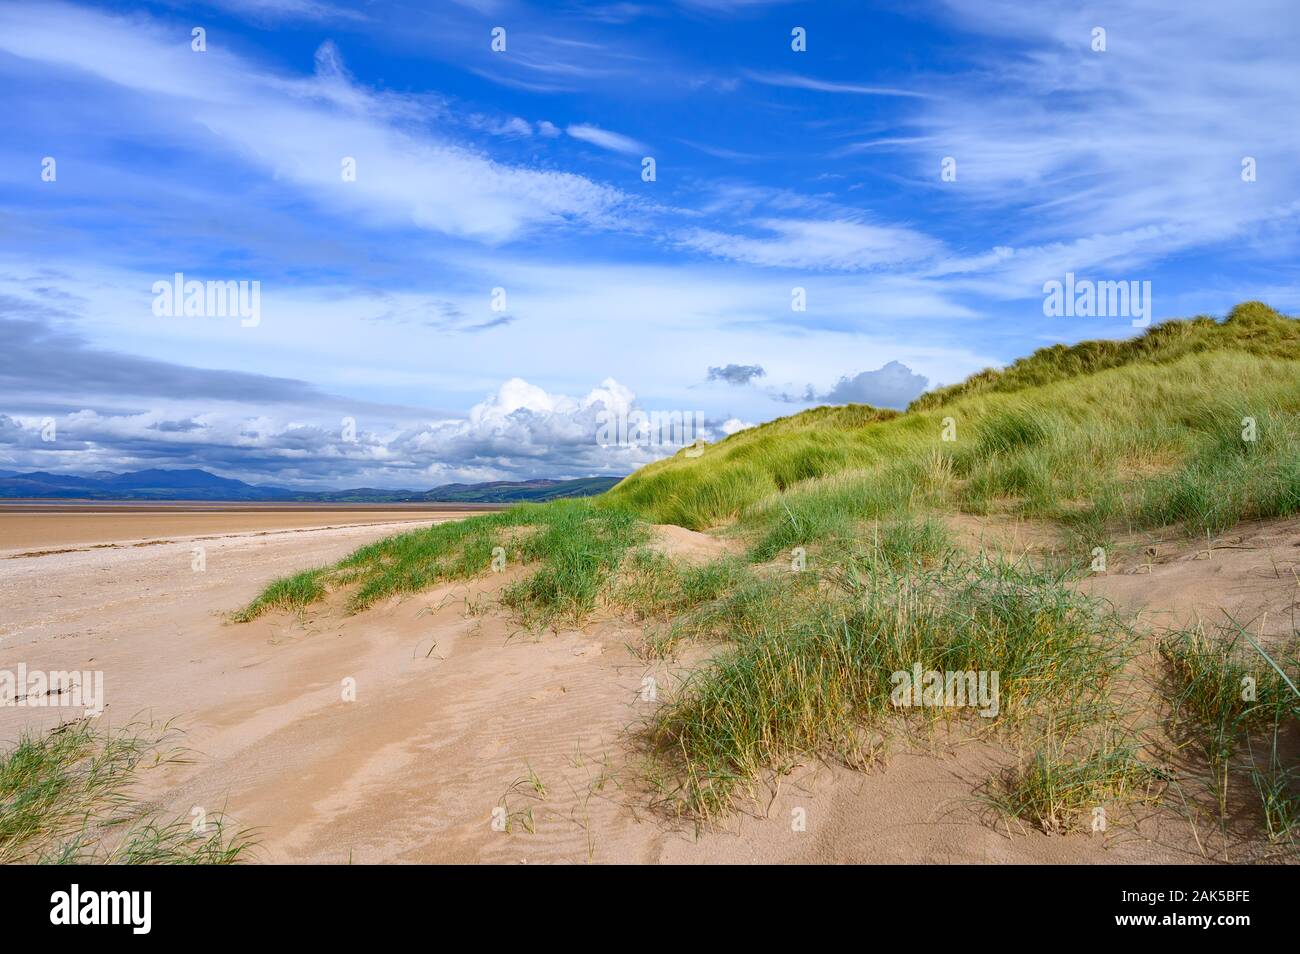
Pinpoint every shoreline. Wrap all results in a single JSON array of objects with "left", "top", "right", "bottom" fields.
[
  {"left": 0, "top": 505, "right": 501, "bottom": 552},
  {"left": 0, "top": 499, "right": 511, "bottom": 513}
]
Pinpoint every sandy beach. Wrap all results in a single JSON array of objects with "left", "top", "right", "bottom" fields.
[{"left": 7, "top": 506, "right": 1295, "bottom": 863}]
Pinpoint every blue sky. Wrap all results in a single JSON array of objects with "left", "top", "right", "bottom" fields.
[{"left": 1, "top": 0, "right": 1298, "bottom": 488}]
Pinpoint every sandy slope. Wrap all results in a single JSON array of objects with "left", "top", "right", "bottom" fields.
[
  {"left": 1083, "top": 519, "right": 1300, "bottom": 646},
  {"left": 2, "top": 513, "right": 1295, "bottom": 863}
]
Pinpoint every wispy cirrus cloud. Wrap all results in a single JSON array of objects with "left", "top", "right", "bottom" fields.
[
  {"left": 914, "top": 0, "right": 1300, "bottom": 272},
  {"left": 203, "top": 0, "right": 369, "bottom": 23},
  {"left": 678, "top": 218, "right": 941, "bottom": 271},
  {"left": 743, "top": 70, "right": 927, "bottom": 98},
  {"left": 0, "top": 2, "right": 648, "bottom": 246},
  {"left": 566, "top": 123, "right": 647, "bottom": 155}
]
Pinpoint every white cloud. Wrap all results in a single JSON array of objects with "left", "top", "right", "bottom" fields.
[
  {"left": 677, "top": 218, "right": 941, "bottom": 271},
  {"left": 818, "top": 361, "right": 929, "bottom": 408},
  {"left": 913, "top": 0, "right": 1300, "bottom": 282},
  {"left": 14, "top": 0, "right": 1285, "bottom": 489},
  {"left": 1, "top": 252, "right": 1000, "bottom": 487},
  {"left": 743, "top": 70, "right": 926, "bottom": 98},
  {"left": 0, "top": 3, "right": 645, "bottom": 245},
  {"left": 0, "top": 376, "right": 708, "bottom": 487},
  {"left": 566, "top": 123, "right": 647, "bottom": 155},
  {"left": 463, "top": 114, "right": 535, "bottom": 138},
  {"left": 209, "top": 0, "right": 368, "bottom": 22},
  {"left": 2, "top": 374, "right": 743, "bottom": 488}
]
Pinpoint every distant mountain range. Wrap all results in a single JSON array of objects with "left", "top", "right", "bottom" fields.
[{"left": 0, "top": 468, "right": 623, "bottom": 503}]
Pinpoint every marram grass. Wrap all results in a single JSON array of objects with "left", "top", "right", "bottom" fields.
[
  {"left": 647, "top": 555, "right": 1131, "bottom": 819},
  {"left": 1159, "top": 621, "right": 1299, "bottom": 836},
  {"left": 989, "top": 732, "right": 1166, "bottom": 834},
  {"left": 235, "top": 499, "right": 649, "bottom": 627},
  {"left": 0, "top": 719, "right": 253, "bottom": 864}
]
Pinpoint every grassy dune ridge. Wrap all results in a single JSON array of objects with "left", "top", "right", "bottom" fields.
[
  {"left": 221, "top": 302, "right": 1299, "bottom": 842},
  {"left": 604, "top": 302, "right": 1300, "bottom": 539}
]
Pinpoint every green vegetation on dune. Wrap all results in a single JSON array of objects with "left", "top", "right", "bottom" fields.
[
  {"left": 231, "top": 567, "right": 327, "bottom": 622},
  {"left": 1161, "top": 625, "right": 1297, "bottom": 764},
  {"left": 648, "top": 552, "right": 1132, "bottom": 818},
  {"left": 1159, "top": 623, "right": 1299, "bottom": 842},
  {"left": 412, "top": 475, "right": 622, "bottom": 503},
  {"left": 604, "top": 303, "right": 1300, "bottom": 545},
  {"left": 909, "top": 300, "right": 1300, "bottom": 411},
  {"left": 988, "top": 733, "right": 1165, "bottom": 835},
  {"left": 234, "top": 499, "right": 650, "bottom": 625},
  {"left": 496, "top": 504, "right": 647, "bottom": 627},
  {"left": 602, "top": 404, "right": 910, "bottom": 529},
  {"left": 242, "top": 302, "right": 1300, "bottom": 623}
]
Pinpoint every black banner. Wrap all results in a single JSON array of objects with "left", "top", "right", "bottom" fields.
[{"left": 0, "top": 864, "right": 1282, "bottom": 938}]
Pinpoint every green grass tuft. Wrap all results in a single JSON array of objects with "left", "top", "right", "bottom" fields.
[
  {"left": 236, "top": 499, "right": 650, "bottom": 625},
  {"left": 0, "top": 719, "right": 253, "bottom": 864},
  {"left": 649, "top": 556, "right": 1128, "bottom": 819},
  {"left": 989, "top": 733, "right": 1165, "bottom": 834},
  {"left": 1159, "top": 622, "right": 1299, "bottom": 844},
  {"left": 230, "top": 568, "right": 326, "bottom": 622},
  {"left": 496, "top": 504, "right": 648, "bottom": 628}
]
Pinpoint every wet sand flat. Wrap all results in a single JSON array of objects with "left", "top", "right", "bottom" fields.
[{"left": 0, "top": 503, "right": 502, "bottom": 553}]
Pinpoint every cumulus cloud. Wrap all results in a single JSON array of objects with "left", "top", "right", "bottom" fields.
[
  {"left": 707, "top": 363, "right": 766, "bottom": 385},
  {"left": 0, "top": 322, "right": 727, "bottom": 485},
  {"left": 0, "top": 293, "right": 691, "bottom": 486},
  {"left": 719, "top": 417, "right": 755, "bottom": 436},
  {"left": 822, "top": 361, "right": 929, "bottom": 407},
  {"left": 399, "top": 377, "right": 726, "bottom": 478},
  {"left": 779, "top": 360, "right": 929, "bottom": 409}
]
